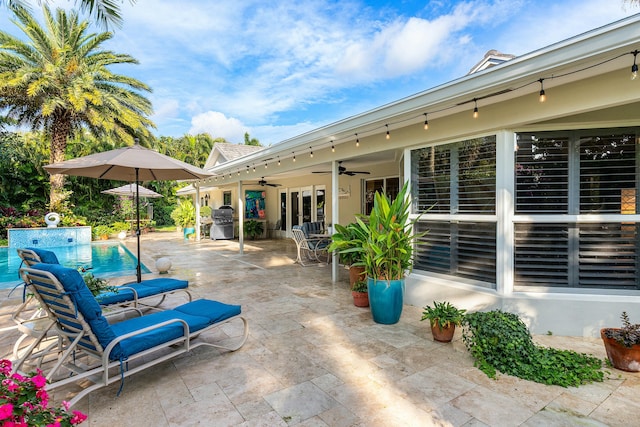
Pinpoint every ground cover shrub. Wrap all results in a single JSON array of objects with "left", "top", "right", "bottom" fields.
[{"left": 462, "top": 310, "right": 604, "bottom": 387}]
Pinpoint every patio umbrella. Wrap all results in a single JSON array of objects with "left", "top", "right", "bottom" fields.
[
  {"left": 102, "top": 183, "right": 163, "bottom": 199},
  {"left": 44, "top": 143, "right": 213, "bottom": 282}
]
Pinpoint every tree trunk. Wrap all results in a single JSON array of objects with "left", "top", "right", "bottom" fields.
[{"left": 49, "top": 115, "right": 72, "bottom": 211}]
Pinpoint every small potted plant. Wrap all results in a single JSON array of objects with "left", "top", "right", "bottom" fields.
[
  {"left": 601, "top": 311, "right": 640, "bottom": 372},
  {"left": 421, "top": 301, "right": 466, "bottom": 342},
  {"left": 351, "top": 279, "right": 369, "bottom": 307},
  {"left": 170, "top": 199, "right": 196, "bottom": 239},
  {"left": 244, "top": 219, "right": 264, "bottom": 240}
]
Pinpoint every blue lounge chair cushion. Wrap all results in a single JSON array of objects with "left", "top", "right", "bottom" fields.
[
  {"left": 109, "top": 299, "right": 241, "bottom": 359},
  {"left": 26, "top": 247, "right": 60, "bottom": 264},
  {"left": 30, "top": 263, "right": 117, "bottom": 351},
  {"left": 95, "top": 278, "right": 188, "bottom": 305}
]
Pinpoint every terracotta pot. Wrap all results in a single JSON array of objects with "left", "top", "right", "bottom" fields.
[
  {"left": 349, "top": 266, "right": 366, "bottom": 287},
  {"left": 352, "top": 291, "right": 369, "bottom": 307},
  {"left": 600, "top": 328, "right": 640, "bottom": 372},
  {"left": 431, "top": 320, "right": 456, "bottom": 342}
]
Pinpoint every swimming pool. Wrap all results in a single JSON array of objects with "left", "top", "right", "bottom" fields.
[{"left": 0, "top": 242, "right": 150, "bottom": 290}]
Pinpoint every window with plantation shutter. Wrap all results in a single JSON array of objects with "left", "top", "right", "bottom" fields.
[
  {"left": 411, "top": 136, "right": 496, "bottom": 285},
  {"left": 514, "top": 128, "right": 640, "bottom": 290}
]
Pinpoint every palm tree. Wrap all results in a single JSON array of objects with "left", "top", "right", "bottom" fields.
[
  {"left": 0, "top": 5, "right": 154, "bottom": 209},
  {"left": 1, "top": 0, "right": 136, "bottom": 29}
]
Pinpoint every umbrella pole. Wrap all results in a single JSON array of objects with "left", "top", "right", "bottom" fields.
[{"left": 136, "top": 168, "right": 142, "bottom": 283}]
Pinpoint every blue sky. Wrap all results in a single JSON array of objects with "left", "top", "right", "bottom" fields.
[{"left": 0, "top": 0, "right": 637, "bottom": 145}]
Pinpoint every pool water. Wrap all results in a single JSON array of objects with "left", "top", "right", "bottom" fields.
[{"left": 0, "top": 242, "right": 150, "bottom": 290}]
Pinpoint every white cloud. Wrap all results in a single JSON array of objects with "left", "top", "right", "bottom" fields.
[{"left": 189, "top": 111, "right": 246, "bottom": 143}]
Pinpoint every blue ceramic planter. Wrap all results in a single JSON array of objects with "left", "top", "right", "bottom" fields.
[
  {"left": 367, "top": 277, "right": 405, "bottom": 324},
  {"left": 183, "top": 227, "right": 195, "bottom": 239}
]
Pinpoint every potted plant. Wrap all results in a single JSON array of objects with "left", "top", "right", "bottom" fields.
[
  {"left": 351, "top": 279, "right": 369, "bottom": 307},
  {"left": 601, "top": 311, "right": 640, "bottom": 372},
  {"left": 327, "top": 222, "right": 367, "bottom": 287},
  {"left": 92, "top": 224, "right": 113, "bottom": 240},
  {"left": 244, "top": 219, "right": 264, "bottom": 240},
  {"left": 170, "top": 199, "right": 196, "bottom": 239},
  {"left": 420, "top": 301, "right": 466, "bottom": 342},
  {"left": 354, "top": 181, "right": 425, "bottom": 324}
]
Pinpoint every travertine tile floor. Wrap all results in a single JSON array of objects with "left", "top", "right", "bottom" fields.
[{"left": 1, "top": 232, "right": 638, "bottom": 426}]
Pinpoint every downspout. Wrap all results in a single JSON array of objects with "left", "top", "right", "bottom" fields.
[{"left": 195, "top": 182, "right": 201, "bottom": 242}]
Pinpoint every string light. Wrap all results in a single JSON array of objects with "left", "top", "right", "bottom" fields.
[
  {"left": 246, "top": 166, "right": 250, "bottom": 174},
  {"left": 277, "top": 156, "right": 281, "bottom": 166},
  {"left": 473, "top": 99, "right": 479, "bottom": 119},
  {"left": 309, "top": 147, "right": 313, "bottom": 158},
  {"left": 385, "top": 124, "right": 390, "bottom": 140},
  {"left": 355, "top": 133, "right": 359, "bottom": 147},
  {"left": 331, "top": 140, "right": 335, "bottom": 152},
  {"left": 237, "top": 169, "right": 240, "bottom": 176},
  {"left": 264, "top": 162, "right": 268, "bottom": 169},
  {"left": 423, "top": 113, "right": 429, "bottom": 130},
  {"left": 253, "top": 164, "right": 256, "bottom": 172},
  {"left": 538, "top": 79, "right": 546, "bottom": 102},
  {"left": 632, "top": 50, "right": 638, "bottom": 80},
  {"left": 292, "top": 152, "right": 296, "bottom": 162}
]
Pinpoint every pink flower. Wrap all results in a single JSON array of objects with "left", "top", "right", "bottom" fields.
[
  {"left": 2, "top": 379, "right": 18, "bottom": 392},
  {"left": 30, "top": 374, "right": 47, "bottom": 389},
  {"left": 61, "top": 401, "right": 70, "bottom": 411},
  {"left": 70, "top": 411, "right": 87, "bottom": 425},
  {"left": 0, "top": 360, "right": 11, "bottom": 375},
  {"left": 9, "top": 373, "right": 24, "bottom": 383},
  {"left": 0, "top": 404, "right": 14, "bottom": 420},
  {"left": 45, "top": 421, "right": 60, "bottom": 427}
]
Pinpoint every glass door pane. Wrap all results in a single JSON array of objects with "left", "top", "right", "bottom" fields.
[
  {"left": 291, "top": 191, "right": 300, "bottom": 227},
  {"left": 302, "top": 189, "right": 312, "bottom": 223}
]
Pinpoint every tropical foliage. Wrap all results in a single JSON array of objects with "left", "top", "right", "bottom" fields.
[
  {"left": 421, "top": 301, "right": 466, "bottom": 330},
  {"left": 355, "top": 182, "right": 425, "bottom": 281},
  {"left": 0, "top": 5, "right": 154, "bottom": 209},
  {"left": 1, "top": 0, "right": 136, "bottom": 29}
]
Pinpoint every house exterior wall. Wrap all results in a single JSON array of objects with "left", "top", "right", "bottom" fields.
[{"left": 401, "top": 69, "right": 640, "bottom": 337}]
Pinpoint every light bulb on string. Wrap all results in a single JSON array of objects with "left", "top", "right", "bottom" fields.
[
  {"left": 331, "top": 140, "right": 335, "bottom": 153},
  {"left": 473, "top": 99, "right": 479, "bottom": 119},
  {"left": 538, "top": 79, "right": 546, "bottom": 102},
  {"left": 246, "top": 166, "right": 250, "bottom": 174},
  {"left": 292, "top": 152, "right": 296, "bottom": 162},
  {"left": 277, "top": 156, "right": 281, "bottom": 166},
  {"left": 264, "top": 163, "right": 268, "bottom": 169},
  {"left": 385, "top": 124, "right": 390, "bottom": 140},
  {"left": 632, "top": 50, "right": 638, "bottom": 80},
  {"left": 355, "top": 133, "right": 360, "bottom": 147},
  {"left": 309, "top": 147, "right": 313, "bottom": 158},
  {"left": 423, "top": 113, "right": 429, "bottom": 130}
]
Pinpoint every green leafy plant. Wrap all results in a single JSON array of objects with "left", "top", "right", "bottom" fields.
[
  {"left": 244, "top": 219, "right": 264, "bottom": 240},
  {"left": 92, "top": 224, "right": 113, "bottom": 239},
  {"left": 462, "top": 310, "right": 604, "bottom": 387},
  {"left": 352, "top": 279, "right": 367, "bottom": 293},
  {"left": 170, "top": 199, "right": 196, "bottom": 229},
  {"left": 603, "top": 311, "right": 640, "bottom": 347},
  {"left": 355, "top": 181, "right": 426, "bottom": 280},
  {"left": 79, "top": 268, "right": 118, "bottom": 296},
  {"left": 327, "top": 222, "right": 367, "bottom": 266},
  {"left": 420, "top": 301, "right": 466, "bottom": 330},
  {"left": 200, "top": 205, "right": 212, "bottom": 218}
]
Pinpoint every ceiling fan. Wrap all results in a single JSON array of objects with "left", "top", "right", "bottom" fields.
[
  {"left": 312, "top": 161, "right": 371, "bottom": 176},
  {"left": 258, "top": 177, "right": 281, "bottom": 187}
]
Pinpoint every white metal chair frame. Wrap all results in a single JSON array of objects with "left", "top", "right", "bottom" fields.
[{"left": 291, "top": 227, "right": 329, "bottom": 266}]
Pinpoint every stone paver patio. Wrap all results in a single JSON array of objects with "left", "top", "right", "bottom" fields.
[{"left": 1, "top": 232, "right": 638, "bottom": 426}]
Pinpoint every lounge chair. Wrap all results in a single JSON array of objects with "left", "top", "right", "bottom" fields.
[
  {"left": 291, "top": 225, "right": 329, "bottom": 266},
  {"left": 19, "top": 263, "right": 249, "bottom": 407},
  {"left": 16, "top": 247, "right": 192, "bottom": 309},
  {"left": 10, "top": 248, "right": 191, "bottom": 372}
]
